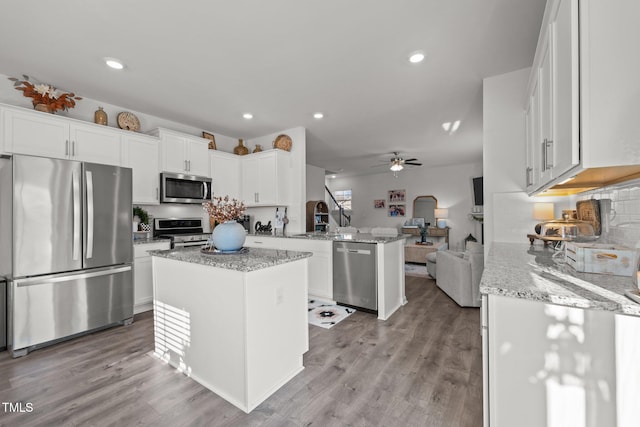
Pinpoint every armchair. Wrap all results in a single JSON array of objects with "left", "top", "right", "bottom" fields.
[{"left": 435, "top": 242, "right": 484, "bottom": 307}]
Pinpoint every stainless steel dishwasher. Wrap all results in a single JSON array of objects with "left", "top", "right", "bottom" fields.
[{"left": 333, "top": 241, "right": 377, "bottom": 311}]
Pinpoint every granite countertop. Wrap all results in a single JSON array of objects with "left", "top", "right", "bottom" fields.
[
  {"left": 480, "top": 242, "right": 640, "bottom": 316},
  {"left": 150, "top": 246, "right": 312, "bottom": 272},
  {"left": 133, "top": 236, "right": 171, "bottom": 245},
  {"left": 247, "top": 232, "right": 408, "bottom": 244}
]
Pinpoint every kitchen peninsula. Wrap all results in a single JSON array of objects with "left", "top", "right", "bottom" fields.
[
  {"left": 245, "top": 232, "right": 408, "bottom": 320},
  {"left": 480, "top": 242, "right": 640, "bottom": 427},
  {"left": 151, "top": 246, "right": 311, "bottom": 413}
]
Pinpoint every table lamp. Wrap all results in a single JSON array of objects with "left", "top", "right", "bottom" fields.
[
  {"left": 434, "top": 208, "right": 449, "bottom": 229},
  {"left": 533, "top": 202, "right": 554, "bottom": 235},
  {"left": 533, "top": 203, "right": 555, "bottom": 221}
]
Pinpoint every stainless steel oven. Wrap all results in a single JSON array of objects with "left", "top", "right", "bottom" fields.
[
  {"left": 153, "top": 217, "right": 211, "bottom": 249},
  {"left": 160, "top": 172, "right": 212, "bottom": 204}
]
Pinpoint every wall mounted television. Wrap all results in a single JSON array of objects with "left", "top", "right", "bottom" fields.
[{"left": 472, "top": 177, "right": 483, "bottom": 206}]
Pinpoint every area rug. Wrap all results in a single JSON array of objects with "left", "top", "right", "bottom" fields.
[
  {"left": 404, "top": 263, "right": 430, "bottom": 278},
  {"left": 308, "top": 299, "right": 356, "bottom": 329}
]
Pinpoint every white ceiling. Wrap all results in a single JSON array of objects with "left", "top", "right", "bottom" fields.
[{"left": 0, "top": 0, "right": 545, "bottom": 176}]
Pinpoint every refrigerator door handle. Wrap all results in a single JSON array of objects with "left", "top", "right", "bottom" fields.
[
  {"left": 14, "top": 265, "right": 132, "bottom": 287},
  {"left": 86, "top": 170, "right": 94, "bottom": 259},
  {"left": 72, "top": 170, "right": 81, "bottom": 261}
]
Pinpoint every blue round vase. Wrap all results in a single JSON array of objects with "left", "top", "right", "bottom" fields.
[{"left": 211, "top": 221, "right": 246, "bottom": 251}]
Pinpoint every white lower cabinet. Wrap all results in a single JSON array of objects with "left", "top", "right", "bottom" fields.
[
  {"left": 134, "top": 241, "right": 170, "bottom": 313},
  {"left": 244, "top": 236, "right": 332, "bottom": 300},
  {"left": 483, "top": 294, "right": 640, "bottom": 427}
]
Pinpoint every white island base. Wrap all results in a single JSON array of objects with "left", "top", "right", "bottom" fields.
[{"left": 152, "top": 256, "right": 309, "bottom": 413}]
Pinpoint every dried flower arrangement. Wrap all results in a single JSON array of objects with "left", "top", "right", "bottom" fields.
[
  {"left": 202, "top": 196, "right": 245, "bottom": 224},
  {"left": 8, "top": 75, "right": 82, "bottom": 113}
]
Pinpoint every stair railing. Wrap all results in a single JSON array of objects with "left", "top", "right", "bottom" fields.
[{"left": 325, "top": 185, "right": 351, "bottom": 227}]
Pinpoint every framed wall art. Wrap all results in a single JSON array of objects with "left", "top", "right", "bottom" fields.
[
  {"left": 388, "top": 189, "right": 405, "bottom": 203},
  {"left": 388, "top": 204, "right": 406, "bottom": 217},
  {"left": 374, "top": 199, "right": 385, "bottom": 209}
]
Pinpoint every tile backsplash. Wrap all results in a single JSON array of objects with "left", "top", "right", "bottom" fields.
[{"left": 577, "top": 177, "right": 640, "bottom": 249}]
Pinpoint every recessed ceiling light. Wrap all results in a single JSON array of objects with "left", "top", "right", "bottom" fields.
[
  {"left": 104, "top": 57, "right": 125, "bottom": 70},
  {"left": 330, "top": 175, "right": 336, "bottom": 179},
  {"left": 313, "top": 112, "right": 324, "bottom": 119},
  {"left": 243, "top": 113, "right": 253, "bottom": 119},
  {"left": 408, "top": 52, "right": 425, "bottom": 64}
]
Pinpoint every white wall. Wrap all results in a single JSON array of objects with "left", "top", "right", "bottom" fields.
[
  {"left": 326, "top": 161, "right": 482, "bottom": 251},
  {"left": 306, "top": 164, "right": 326, "bottom": 202},
  {"left": 483, "top": 68, "right": 531, "bottom": 253}
]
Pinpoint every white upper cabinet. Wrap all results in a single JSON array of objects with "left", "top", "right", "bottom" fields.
[
  {"left": 550, "top": 0, "right": 579, "bottom": 177},
  {"left": 1, "top": 105, "right": 122, "bottom": 166},
  {"left": 122, "top": 133, "right": 161, "bottom": 205},
  {"left": 579, "top": 0, "right": 640, "bottom": 168},
  {"left": 525, "top": 0, "right": 579, "bottom": 193},
  {"left": 210, "top": 150, "right": 241, "bottom": 201},
  {"left": 69, "top": 122, "right": 122, "bottom": 166},
  {"left": 525, "top": 83, "right": 540, "bottom": 191},
  {"left": 526, "top": 0, "right": 640, "bottom": 194},
  {"left": 241, "top": 150, "right": 291, "bottom": 206},
  {"left": 153, "top": 128, "right": 210, "bottom": 177}
]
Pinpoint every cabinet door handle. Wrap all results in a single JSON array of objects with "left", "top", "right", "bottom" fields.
[
  {"left": 184, "top": 160, "right": 187, "bottom": 171},
  {"left": 541, "top": 140, "right": 547, "bottom": 172},
  {"left": 188, "top": 160, "right": 191, "bottom": 171},
  {"left": 525, "top": 167, "right": 532, "bottom": 187},
  {"left": 156, "top": 187, "right": 159, "bottom": 200},
  {"left": 72, "top": 141, "right": 76, "bottom": 157},
  {"left": 65, "top": 140, "right": 69, "bottom": 156},
  {"left": 545, "top": 139, "right": 554, "bottom": 170}
]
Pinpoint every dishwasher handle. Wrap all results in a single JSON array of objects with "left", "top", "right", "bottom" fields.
[{"left": 337, "top": 247, "right": 372, "bottom": 255}]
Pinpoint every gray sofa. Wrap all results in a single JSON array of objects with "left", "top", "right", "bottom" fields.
[{"left": 435, "top": 242, "right": 484, "bottom": 307}]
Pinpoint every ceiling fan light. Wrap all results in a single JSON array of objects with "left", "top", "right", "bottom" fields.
[{"left": 390, "top": 162, "right": 403, "bottom": 172}]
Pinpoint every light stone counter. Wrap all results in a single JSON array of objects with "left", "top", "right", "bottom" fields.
[
  {"left": 480, "top": 242, "right": 640, "bottom": 316},
  {"left": 133, "top": 236, "right": 170, "bottom": 245},
  {"left": 247, "top": 231, "right": 408, "bottom": 244},
  {"left": 150, "top": 246, "right": 311, "bottom": 272}
]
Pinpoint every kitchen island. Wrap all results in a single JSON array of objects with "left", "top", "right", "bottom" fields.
[
  {"left": 245, "top": 232, "right": 408, "bottom": 320},
  {"left": 480, "top": 242, "right": 640, "bottom": 427},
  {"left": 151, "top": 246, "right": 311, "bottom": 413}
]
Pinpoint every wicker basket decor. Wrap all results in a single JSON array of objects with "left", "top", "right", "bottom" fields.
[{"left": 272, "top": 134, "right": 292, "bottom": 151}]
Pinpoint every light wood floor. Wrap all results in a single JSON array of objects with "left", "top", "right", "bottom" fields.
[{"left": 0, "top": 276, "right": 482, "bottom": 426}]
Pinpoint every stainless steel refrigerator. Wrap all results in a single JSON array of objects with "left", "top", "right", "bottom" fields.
[{"left": 0, "top": 154, "right": 134, "bottom": 357}]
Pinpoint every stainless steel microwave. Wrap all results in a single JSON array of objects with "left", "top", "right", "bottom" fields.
[{"left": 160, "top": 172, "right": 212, "bottom": 204}]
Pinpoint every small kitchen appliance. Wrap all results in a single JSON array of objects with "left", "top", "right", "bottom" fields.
[
  {"left": 160, "top": 172, "right": 212, "bottom": 204},
  {"left": 154, "top": 217, "right": 211, "bottom": 248}
]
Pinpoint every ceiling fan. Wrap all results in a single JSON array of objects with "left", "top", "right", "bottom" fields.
[{"left": 387, "top": 152, "right": 422, "bottom": 173}]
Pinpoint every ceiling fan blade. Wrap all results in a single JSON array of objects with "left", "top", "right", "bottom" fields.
[
  {"left": 405, "top": 162, "right": 423, "bottom": 166},
  {"left": 404, "top": 158, "right": 418, "bottom": 162}
]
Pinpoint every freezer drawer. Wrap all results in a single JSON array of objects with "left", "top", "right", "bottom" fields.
[
  {"left": 9, "top": 265, "right": 133, "bottom": 356},
  {"left": 333, "top": 241, "right": 377, "bottom": 310},
  {"left": 0, "top": 280, "right": 5, "bottom": 351}
]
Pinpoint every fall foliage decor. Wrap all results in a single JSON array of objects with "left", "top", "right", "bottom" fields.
[
  {"left": 8, "top": 75, "right": 82, "bottom": 113},
  {"left": 202, "top": 196, "right": 246, "bottom": 224}
]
